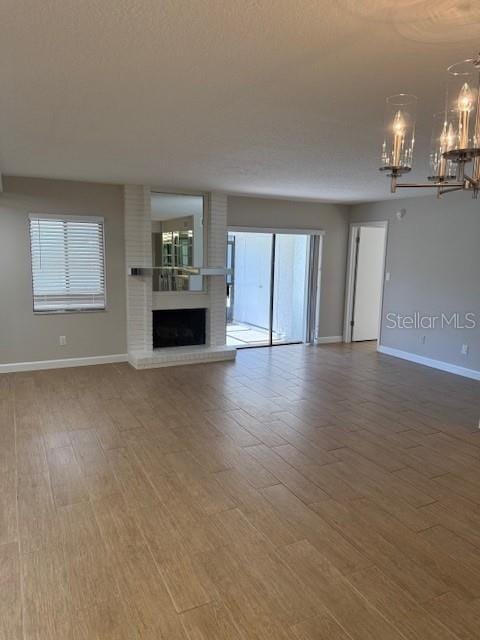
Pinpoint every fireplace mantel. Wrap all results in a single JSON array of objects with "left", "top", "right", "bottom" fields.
[{"left": 128, "top": 266, "right": 230, "bottom": 277}]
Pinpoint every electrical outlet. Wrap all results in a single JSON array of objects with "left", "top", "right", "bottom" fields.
[
  {"left": 59, "top": 336, "right": 67, "bottom": 346},
  {"left": 461, "top": 344, "right": 469, "bottom": 355}
]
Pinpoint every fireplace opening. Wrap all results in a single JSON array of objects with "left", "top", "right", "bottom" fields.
[{"left": 153, "top": 308, "right": 206, "bottom": 349}]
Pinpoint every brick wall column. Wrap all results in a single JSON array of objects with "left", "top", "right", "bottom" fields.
[
  {"left": 208, "top": 193, "right": 227, "bottom": 347},
  {"left": 124, "top": 185, "right": 152, "bottom": 354}
]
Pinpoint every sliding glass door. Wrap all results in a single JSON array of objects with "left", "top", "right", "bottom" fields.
[
  {"left": 226, "top": 230, "right": 319, "bottom": 348},
  {"left": 272, "top": 234, "right": 310, "bottom": 344},
  {"left": 226, "top": 232, "right": 273, "bottom": 347}
]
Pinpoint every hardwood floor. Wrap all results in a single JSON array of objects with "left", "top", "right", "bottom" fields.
[{"left": 1, "top": 342, "right": 480, "bottom": 639}]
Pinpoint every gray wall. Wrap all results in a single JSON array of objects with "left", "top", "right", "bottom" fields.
[
  {"left": 8, "top": 178, "right": 475, "bottom": 372},
  {"left": 228, "top": 196, "right": 349, "bottom": 339},
  {"left": 0, "top": 177, "right": 126, "bottom": 364},
  {"left": 350, "top": 193, "right": 480, "bottom": 373}
]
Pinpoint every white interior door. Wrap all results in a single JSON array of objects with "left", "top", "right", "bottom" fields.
[{"left": 352, "top": 226, "right": 386, "bottom": 341}]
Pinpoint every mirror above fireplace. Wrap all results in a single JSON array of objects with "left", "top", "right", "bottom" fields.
[{"left": 151, "top": 192, "right": 205, "bottom": 292}]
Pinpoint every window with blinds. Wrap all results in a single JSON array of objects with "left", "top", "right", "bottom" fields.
[{"left": 29, "top": 215, "right": 106, "bottom": 312}]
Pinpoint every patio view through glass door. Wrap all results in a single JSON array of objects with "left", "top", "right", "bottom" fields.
[
  {"left": 226, "top": 232, "right": 273, "bottom": 347},
  {"left": 226, "top": 230, "right": 317, "bottom": 348}
]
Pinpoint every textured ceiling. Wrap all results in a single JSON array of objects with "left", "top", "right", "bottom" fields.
[{"left": 0, "top": 0, "right": 478, "bottom": 202}]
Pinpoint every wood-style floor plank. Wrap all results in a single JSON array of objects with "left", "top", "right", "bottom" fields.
[
  {"left": 262, "top": 484, "right": 371, "bottom": 575},
  {"left": 346, "top": 565, "right": 461, "bottom": 640},
  {"left": 278, "top": 539, "right": 408, "bottom": 640},
  {"left": 0, "top": 542, "right": 22, "bottom": 640},
  {"left": 22, "top": 545, "right": 72, "bottom": 639},
  {"left": 0, "top": 470, "right": 17, "bottom": 545},
  {"left": 0, "top": 342, "right": 478, "bottom": 639},
  {"left": 180, "top": 602, "right": 244, "bottom": 640},
  {"left": 17, "top": 472, "right": 61, "bottom": 554},
  {"left": 291, "top": 614, "right": 354, "bottom": 640}
]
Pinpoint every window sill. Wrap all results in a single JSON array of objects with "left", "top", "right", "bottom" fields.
[{"left": 33, "top": 308, "right": 107, "bottom": 315}]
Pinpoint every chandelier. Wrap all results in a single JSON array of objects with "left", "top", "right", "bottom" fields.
[{"left": 380, "top": 53, "right": 480, "bottom": 198}]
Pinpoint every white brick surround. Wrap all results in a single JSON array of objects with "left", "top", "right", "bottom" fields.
[
  {"left": 124, "top": 188, "right": 235, "bottom": 368},
  {"left": 124, "top": 185, "right": 153, "bottom": 354},
  {"left": 208, "top": 193, "right": 228, "bottom": 347}
]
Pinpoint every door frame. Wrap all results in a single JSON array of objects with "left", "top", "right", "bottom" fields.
[
  {"left": 343, "top": 221, "right": 388, "bottom": 344},
  {"left": 229, "top": 226, "right": 325, "bottom": 236},
  {"left": 227, "top": 227, "right": 325, "bottom": 347},
  {"left": 226, "top": 234, "right": 235, "bottom": 324}
]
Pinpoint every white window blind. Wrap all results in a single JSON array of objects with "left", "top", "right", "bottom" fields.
[{"left": 29, "top": 215, "right": 106, "bottom": 312}]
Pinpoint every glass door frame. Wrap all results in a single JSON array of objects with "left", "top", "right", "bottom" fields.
[{"left": 227, "top": 227, "right": 324, "bottom": 349}]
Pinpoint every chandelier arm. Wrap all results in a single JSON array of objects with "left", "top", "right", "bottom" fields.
[
  {"left": 393, "top": 182, "right": 464, "bottom": 188},
  {"left": 463, "top": 174, "right": 479, "bottom": 187},
  {"left": 438, "top": 185, "right": 468, "bottom": 196}
]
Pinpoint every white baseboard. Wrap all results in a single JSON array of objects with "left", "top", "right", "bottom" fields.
[
  {"left": 377, "top": 345, "right": 480, "bottom": 382},
  {"left": 316, "top": 335, "right": 344, "bottom": 344},
  {"left": 0, "top": 353, "right": 128, "bottom": 373}
]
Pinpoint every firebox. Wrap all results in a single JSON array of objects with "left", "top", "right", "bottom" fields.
[{"left": 152, "top": 308, "right": 206, "bottom": 349}]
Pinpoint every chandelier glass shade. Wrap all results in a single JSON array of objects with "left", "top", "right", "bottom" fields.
[
  {"left": 446, "top": 60, "right": 479, "bottom": 152},
  {"left": 381, "top": 94, "right": 417, "bottom": 172},
  {"left": 380, "top": 54, "right": 480, "bottom": 198}
]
